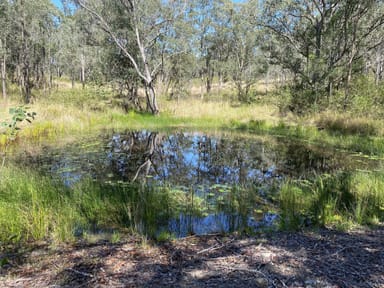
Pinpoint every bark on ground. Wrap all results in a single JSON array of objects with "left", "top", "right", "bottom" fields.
[{"left": 1, "top": 227, "right": 383, "bottom": 288}]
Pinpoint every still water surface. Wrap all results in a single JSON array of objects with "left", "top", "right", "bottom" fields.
[{"left": 14, "top": 130, "right": 381, "bottom": 237}]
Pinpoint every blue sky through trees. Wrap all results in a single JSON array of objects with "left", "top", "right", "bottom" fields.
[{"left": 51, "top": 0, "right": 247, "bottom": 10}]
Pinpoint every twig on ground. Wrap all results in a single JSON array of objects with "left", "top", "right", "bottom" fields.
[
  {"left": 65, "top": 268, "right": 94, "bottom": 278},
  {"left": 196, "top": 238, "right": 235, "bottom": 255},
  {"left": 217, "top": 265, "right": 268, "bottom": 278}
]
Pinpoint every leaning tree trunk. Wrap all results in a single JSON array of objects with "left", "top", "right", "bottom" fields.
[{"left": 144, "top": 82, "right": 159, "bottom": 114}]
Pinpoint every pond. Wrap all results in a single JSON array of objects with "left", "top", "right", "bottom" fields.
[{"left": 13, "top": 130, "right": 383, "bottom": 238}]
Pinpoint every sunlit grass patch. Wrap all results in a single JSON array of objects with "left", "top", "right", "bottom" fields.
[
  {"left": 0, "top": 166, "right": 79, "bottom": 243},
  {"left": 0, "top": 167, "right": 204, "bottom": 244},
  {"left": 279, "top": 171, "right": 384, "bottom": 230},
  {"left": 161, "top": 97, "right": 280, "bottom": 124}
]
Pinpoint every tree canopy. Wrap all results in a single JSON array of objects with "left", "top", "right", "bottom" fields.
[{"left": 1, "top": 0, "right": 384, "bottom": 114}]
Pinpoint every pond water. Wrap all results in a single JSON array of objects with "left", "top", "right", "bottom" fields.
[{"left": 13, "top": 130, "right": 382, "bottom": 237}]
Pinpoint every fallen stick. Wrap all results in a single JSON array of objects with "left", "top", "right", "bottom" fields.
[{"left": 65, "top": 268, "right": 94, "bottom": 278}]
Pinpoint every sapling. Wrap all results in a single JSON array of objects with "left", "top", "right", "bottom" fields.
[{"left": 1, "top": 106, "right": 36, "bottom": 168}]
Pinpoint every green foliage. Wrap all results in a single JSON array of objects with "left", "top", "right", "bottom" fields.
[
  {"left": 350, "top": 172, "right": 384, "bottom": 225},
  {"left": 276, "top": 76, "right": 384, "bottom": 116},
  {"left": 310, "top": 173, "right": 354, "bottom": 226},
  {"left": 347, "top": 76, "right": 384, "bottom": 116},
  {"left": 279, "top": 183, "right": 312, "bottom": 230},
  {"left": 262, "top": 0, "right": 384, "bottom": 112},
  {"left": 1, "top": 106, "right": 36, "bottom": 138},
  {"left": 276, "top": 84, "right": 330, "bottom": 115},
  {"left": 0, "top": 106, "right": 36, "bottom": 168},
  {"left": 235, "top": 117, "right": 384, "bottom": 158},
  {"left": 156, "top": 231, "right": 175, "bottom": 242},
  {"left": 0, "top": 167, "right": 207, "bottom": 243}
]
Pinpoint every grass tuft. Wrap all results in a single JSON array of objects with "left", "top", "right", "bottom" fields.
[{"left": 279, "top": 171, "right": 384, "bottom": 230}]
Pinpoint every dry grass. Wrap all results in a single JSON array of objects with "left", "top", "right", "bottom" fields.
[
  {"left": 161, "top": 98, "right": 280, "bottom": 124},
  {"left": 312, "top": 111, "right": 384, "bottom": 137}
]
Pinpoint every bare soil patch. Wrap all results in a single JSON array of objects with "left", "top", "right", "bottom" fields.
[{"left": 1, "top": 227, "right": 383, "bottom": 288}]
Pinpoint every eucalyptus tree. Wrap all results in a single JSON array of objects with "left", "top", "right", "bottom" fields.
[
  {"left": 54, "top": 7, "right": 103, "bottom": 89},
  {"left": 188, "top": 0, "right": 217, "bottom": 95},
  {"left": 371, "top": 43, "right": 384, "bottom": 85},
  {"left": 260, "top": 0, "right": 384, "bottom": 111},
  {"left": 0, "top": 1, "right": 11, "bottom": 99},
  {"left": 186, "top": 0, "right": 234, "bottom": 96},
  {"left": 76, "top": 0, "right": 187, "bottom": 114},
  {"left": 339, "top": 1, "right": 384, "bottom": 108},
  {"left": 157, "top": 6, "right": 196, "bottom": 100},
  {"left": 208, "top": 0, "right": 235, "bottom": 94},
  {"left": 102, "top": 40, "right": 143, "bottom": 109},
  {"left": 183, "top": 0, "right": 266, "bottom": 101},
  {"left": 5, "top": 0, "right": 59, "bottom": 103},
  {"left": 227, "top": 0, "right": 266, "bottom": 102}
]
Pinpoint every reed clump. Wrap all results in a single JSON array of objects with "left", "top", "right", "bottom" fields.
[
  {"left": 0, "top": 167, "right": 198, "bottom": 244},
  {"left": 279, "top": 171, "right": 384, "bottom": 230}
]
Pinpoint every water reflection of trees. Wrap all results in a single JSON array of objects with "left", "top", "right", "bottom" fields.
[
  {"left": 16, "top": 131, "right": 382, "bottom": 237},
  {"left": 18, "top": 131, "right": 367, "bottom": 186},
  {"left": 275, "top": 140, "right": 348, "bottom": 177},
  {"left": 106, "top": 131, "right": 370, "bottom": 186},
  {"left": 106, "top": 131, "right": 282, "bottom": 185}
]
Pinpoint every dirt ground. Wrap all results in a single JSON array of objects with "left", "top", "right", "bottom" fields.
[{"left": 1, "top": 227, "right": 383, "bottom": 288}]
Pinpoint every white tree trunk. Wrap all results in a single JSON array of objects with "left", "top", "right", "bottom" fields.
[{"left": 0, "top": 39, "right": 6, "bottom": 100}]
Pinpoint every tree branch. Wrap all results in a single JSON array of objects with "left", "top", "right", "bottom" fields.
[{"left": 77, "top": 0, "right": 147, "bottom": 82}]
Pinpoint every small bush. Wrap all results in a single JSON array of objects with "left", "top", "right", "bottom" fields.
[{"left": 278, "top": 85, "right": 328, "bottom": 115}]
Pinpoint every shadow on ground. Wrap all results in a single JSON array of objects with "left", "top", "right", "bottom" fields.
[{"left": 1, "top": 227, "right": 383, "bottom": 287}]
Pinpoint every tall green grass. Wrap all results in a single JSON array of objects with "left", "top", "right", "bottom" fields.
[
  {"left": 0, "top": 165, "right": 272, "bottom": 244},
  {"left": 0, "top": 165, "right": 382, "bottom": 244},
  {"left": 0, "top": 167, "right": 205, "bottom": 244},
  {"left": 279, "top": 171, "right": 384, "bottom": 230}
]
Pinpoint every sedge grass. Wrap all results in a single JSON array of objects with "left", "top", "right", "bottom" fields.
[
  {"left": 279, "top": 171, "right": 384, "bottom": 230},
  {"left": 0, "top": 166, "right": 204, "bottom": 244},
  {"left": 0, "top": 164, "right": 382, "bottom": 244}
]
